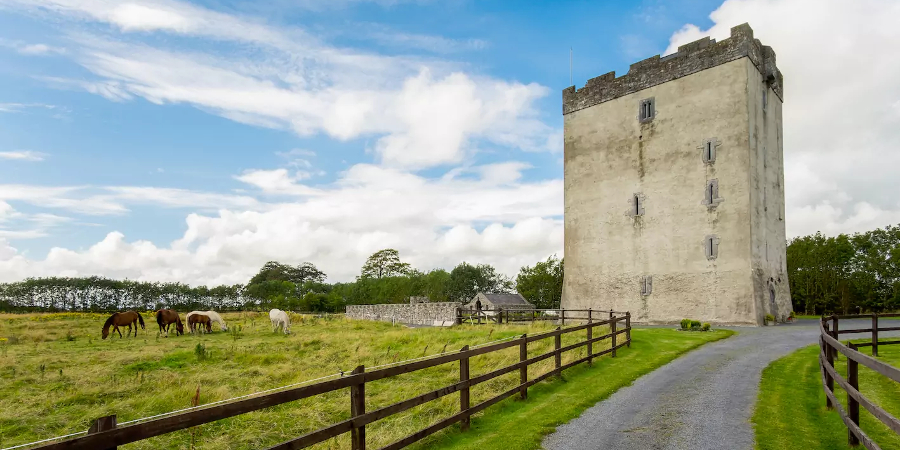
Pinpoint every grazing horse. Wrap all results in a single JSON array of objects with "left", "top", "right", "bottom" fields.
[
  {"left": 155, "top": 309, "right": 184, "bottom": 337},
  {"left": 185, "top": 311, "right": 227, "bottom": 332},
  {"left": 269, "top": 309, "right": 290, "bottom": 334},
  {"left": 102, "top": 311, "right": 145, "bottom": 339},
  {"left": 188, "top": 313, "right": 213, "bottom": 334}
]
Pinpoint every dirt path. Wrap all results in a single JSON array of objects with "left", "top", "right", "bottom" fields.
[{"left": 542, "top": 320, "right": 882, "bottom": 450}]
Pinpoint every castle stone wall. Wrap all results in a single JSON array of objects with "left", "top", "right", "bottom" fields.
[
  {"left": 346, "top": 303, "right": 460, "bottom": 327},
  {"left": 561, "top": 22, "right": 792, "bottom": 326},
  {"left": 562, "top": 23, "right": 783, "bottom": 116}
]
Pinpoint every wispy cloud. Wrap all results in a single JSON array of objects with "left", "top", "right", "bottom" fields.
[
  {"left": 361, "top": 24, "right": 488, "bottom": 53},
  {"left": 0, "top": 103, "right": 58, "bottom": 113},
  {"left": 0, "top": 38, "right": 66, "bottom": 55},
  {"left": 0, "top": 151, "right": 47, "bottom": 161}
]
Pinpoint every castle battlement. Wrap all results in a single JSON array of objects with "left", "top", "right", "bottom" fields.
[{"left": 562, "top": 23, "right": 783, "bottom": 115}]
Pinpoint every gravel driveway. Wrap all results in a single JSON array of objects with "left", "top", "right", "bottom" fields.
[{"left": 542, "top": 319, "right": 889, "bottom": 450}]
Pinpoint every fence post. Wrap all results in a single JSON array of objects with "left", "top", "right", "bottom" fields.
[
  {"left": 350, "top": 365, "right": 366, "bottom": 450},
  {"left": 506, "top": 309, "right": 510, "bottom": 324},
  {"left": 561, "top": 309, "right": 565, "bottom": 326},
  {"left": 833, "top": 315, "right": 840, "bottom": 350},
  {"left": 497, "top": 308, "right": 503, "bottom": 324},
  {"left": 611, "top": 315, "right": 617, "bottom": 358},
  {"left": 88, "top": 415, "right": 117, "bottom": 450},
  {"left": 555, "top": 327, "right": 562, "bottom": 377},
  {"left": 872, "top": 313, "right": 879, "bottom": 357},
  {"left": 587, "top": 309, "right": 593, "bottom": 365},
  {"left": 459, "top": 345, "right": 470, "bottom": 432},
  {"left": 848, "top": 343, "right": 860, "bottom": 446},
  {"left": 519, "top": 334, "right": 528, "bottom": 400},
  {"left": 824, "top": 320, "right": 835, "bottom": 409},
  {"left": 625, "top": 312, "right": 631, "bottom": 348}
]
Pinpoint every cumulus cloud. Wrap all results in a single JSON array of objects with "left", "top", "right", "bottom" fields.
[
  {"left": 1, "top": 0, "right": 556, "bottom": 170},
  {"left": 0, "top": 163, "right": 563, "bottom": 284},
  {"left": 665, "top": 0, "right": 900, "bottom": 238}
]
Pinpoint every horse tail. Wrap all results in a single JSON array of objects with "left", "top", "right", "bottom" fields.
[
  {"left": 138, "top": 313, "right": 146, "bottom": 329},
  {"left": 156, "top": 310, "right": 164, "bottom": 327}
]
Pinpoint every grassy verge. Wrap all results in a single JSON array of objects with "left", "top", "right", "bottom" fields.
[
  {"left": 754, "top": 342, "right": 900, "bottom": 449},
  {"left": 413, "top": 327, "right": 734, "bottom": 450}
]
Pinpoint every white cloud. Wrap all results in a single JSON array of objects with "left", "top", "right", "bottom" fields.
[
  {"left": 0, "top": 239, "right": 18, "bottom": 261},
  {"left": 0, "top": 0, "right": 558, "bottom": 170},
  {"left": 0, "top": 163, "right": 563, "bottom": 284},
  {"left": 0, "top": 150, "right": 47, "bottom": 161},
  {"left": 0, "top": 102, "right": 58, "bottom": 113},
  {"left": 665, "top": 0, "right": 900, "bottom": 238},
  {"left": 18, "top": 43, "right": 65, "bottom": 54}
]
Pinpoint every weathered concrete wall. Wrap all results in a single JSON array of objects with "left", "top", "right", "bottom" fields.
[
  {"left": 346, "top": 303, "right": 460, "bottom": 327},
  {"left": 561, "top": 23, "right": 792, "bottom": 326},
  {"left": 747, "top": 60, "right": 793, "bottom": 323}
]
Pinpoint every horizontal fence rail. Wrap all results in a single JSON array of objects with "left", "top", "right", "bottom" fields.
[
  {"left": 456, "top": 307, "right": 629, "bottom": 327},
  {"left": 819, "top": 314, "right": 900, "bottom": 449},
  {"left": 18, "top": 312, "right": 632, "bottom": 450}
]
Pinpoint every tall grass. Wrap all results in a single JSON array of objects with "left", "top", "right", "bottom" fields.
[{"left": 0, "top": 312, "right": 595, "bottom": 449}]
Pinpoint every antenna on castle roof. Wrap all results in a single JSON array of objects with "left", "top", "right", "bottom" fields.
[{"left": 569, "top": 47, "right": 573, "bottom": 86}]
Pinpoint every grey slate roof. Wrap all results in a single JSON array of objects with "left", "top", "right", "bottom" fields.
[{"left": 481, "top": 293, "right": 532, "bottom": 306}]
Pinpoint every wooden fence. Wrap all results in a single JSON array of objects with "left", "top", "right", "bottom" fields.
[
  {"left": 456, "top": 308, "right": 612, "bottom": 326},
  {"left": 819, "top": 314, "right": 900, "bottom": 448},
  {"left": 27, "top": 312, "right": 632, "bottom": 450}
]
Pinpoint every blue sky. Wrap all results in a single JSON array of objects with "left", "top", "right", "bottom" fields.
[{"left": 1, "top": 0, "right": 898, "bottom": 285}]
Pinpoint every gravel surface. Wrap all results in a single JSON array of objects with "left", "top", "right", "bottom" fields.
[{"left": 542, "top": 319, "right": 891, "bottom": 450}]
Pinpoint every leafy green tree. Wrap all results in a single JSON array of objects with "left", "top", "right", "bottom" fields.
[
  {"left": 360, "top": 249, "right": 411, "bottom": 279},
  {"left": 447, "top": 262, "right": 513, "bottom": 302},
  {"left": 516, "top": 256, "right": 564, "bottom": 309}
]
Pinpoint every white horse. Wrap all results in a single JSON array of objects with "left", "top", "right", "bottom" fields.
[
  {"left": 185, "top": 311, "right": 228, "bottom": 332},
  {"left": 269, "top": 309, "right": 290, "bottom": 334}
]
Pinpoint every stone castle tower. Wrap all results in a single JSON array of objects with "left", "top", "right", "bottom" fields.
[{"left": 560, "top": 23, "right": 792, "bottom": 326}]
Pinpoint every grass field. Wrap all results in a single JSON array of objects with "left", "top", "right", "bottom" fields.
[
  {"left": 753, "top": 342, "right": 900, "bottom": 449},
  {"left": 1, "top": 312, "right": 728, "bottom": 450}
]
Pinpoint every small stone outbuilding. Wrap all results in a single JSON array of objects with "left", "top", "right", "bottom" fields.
[{"left": 466, "top": 293, "right": 534, "bottom": 311}]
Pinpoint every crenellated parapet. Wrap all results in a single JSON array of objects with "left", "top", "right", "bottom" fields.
[{"left": 562, "top": 23, "right": 784, "bottom": 115}]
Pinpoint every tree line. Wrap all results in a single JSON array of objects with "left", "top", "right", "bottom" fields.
[
  {"left": 0, "top": 250, "right": 564, "bottom": 313},
  {"left": 788, "top": 224, "right": 900, "bottom": 315}
]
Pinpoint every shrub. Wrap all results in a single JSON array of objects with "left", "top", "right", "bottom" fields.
[
  {"left": 680, "top": 319, "right": 691, "bottom": 330},
  {"left": 765, "top": 314, "right": 775, "bottom": 323},
  {"left": 194, "top": 343, "right": 208, "bottom": 361},
  {"left": 690, "top": 320, "right": 701, "bottom": 329},
  {"left": 789, "top": 311, "right": 796, "bottom": 319},
  {"left": 701, "top": 323, "right": 711, "bottom": 331}
]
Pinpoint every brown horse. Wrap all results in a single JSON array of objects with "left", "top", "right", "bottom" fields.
[
  {"left": 155, "top": 309, "right": 184, "bottom": 337},
  {"left": 102, "top": 311, "right": 145, "bottom": 339},
  {"left": 188, "top": 313, "right": 212, "bottom": 334}
]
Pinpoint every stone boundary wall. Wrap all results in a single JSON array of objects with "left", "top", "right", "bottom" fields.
[
  {"left": 562, "top": 23, "right": 783, "bottom": 115},
  {"left": 346, "top": 303, "right": 460, "bottom": 327}
]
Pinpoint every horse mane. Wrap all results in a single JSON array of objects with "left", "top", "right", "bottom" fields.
[{"left": 103, "top": 313, "right": 117, "bottom": 331}]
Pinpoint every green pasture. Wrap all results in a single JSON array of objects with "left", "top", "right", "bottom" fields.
[{"left": 1, "top": 312, "right": 728, "bottom": 449}]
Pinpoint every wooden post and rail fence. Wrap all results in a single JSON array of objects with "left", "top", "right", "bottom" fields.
[
  {"left": 24, "top": 311, "right": 632, "bottom": 450},
  {"left": 819, "top": 314, "right": 900, "bottom": 449}
]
